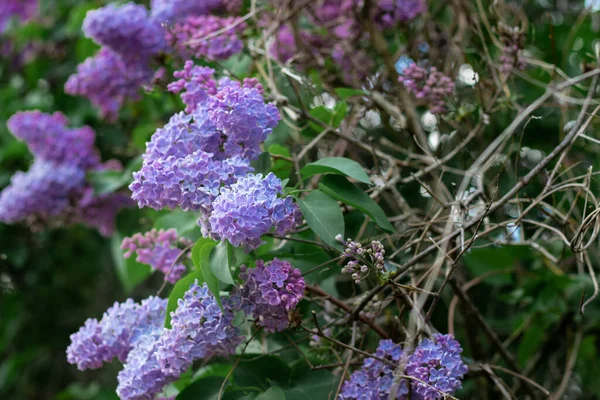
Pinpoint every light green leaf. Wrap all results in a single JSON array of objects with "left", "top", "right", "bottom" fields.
[
  {"left": 296, "top": 190, "right": 344, "bottom": 249},
  {"left": 209, "top": 241, "right": 235, "bottom": 285},
  {"left": 268, "top": 144, "right": 293, "bottom": 180},
  {"left": 256, "top": 387, "right": 286, "bottom": 400},
  {"left": 332, "top": 103, "right": 348, "bottom": 128},
  {"left": 154, "top": 210, "right": 198, "bottom": 235},
  {"left": 300, "top": 157, "right": 371, "bottom": 184},
  {"left": 191, "top": 238, "right": 221, "bottom": 309},
  {"left": 334, "top": 88, "right": 366, "bottom": 100},
  {"left": 164, "top": 269, "right": 204, "bottom": 328},
  {"left": 319, "top": 175, "right": 394, "bottom": 232}
]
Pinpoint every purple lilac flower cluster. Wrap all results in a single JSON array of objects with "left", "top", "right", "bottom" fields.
[
  {"left": 339, "top": 339, "right": 408, "bottom": 399},
  {"left": 154, "top": 281, "right": 243, "bottom": 376},
  {"left": 497, "top": 22, "right": 526, "bottom": 73},
  {"left": 66, "top": 297, "right": 167, "bottom": 371},
  {"left": 167, "top": 15, "right": 246, "bottom": 61},
  {"left": 209, "top": 173, "right": 302, "bottom": 250},
  {"left": 398, "top": 64, "right": 455, "bottom": 114},
  {"left": 336, "top": 235, "right": 385, "bottom": 284},
  {"left": 339, "top": 334, "right": 468, "bottom": 399},
  {"left": 233, "top": 258, "right": 305, "bottom": 332},
  {"left": 0, "top": 0, "right": 37, "bottom": 31},
  {"left": 375, "top": 0, "right": 427, "bottom": 27},
  {"left": 116, "top": 281, "right": 243, "bottom": 400},
  {"left": 122, "top": 228, "right": 192, "bottom": 283},
  {"left": 405, "top": 334, "right": 469, "bottom": 399},
  {"left": 150, "top": 0, "right": 222, "bottom": 23},
  {"left": 0, "top": 111, "right": 129, "bottom": 235}
]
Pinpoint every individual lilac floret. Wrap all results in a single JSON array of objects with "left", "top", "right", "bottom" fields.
[
  {"left": 405, "top": 334, "right": 468, "bottom": 399},
  {"left": 375, "top": 0, "right": 426, "bottom": 27},
  {"left": 167, "top": 15, "right": 246, "bottom": 61},
  {"left": 7, "top": 111, "right": 100, "bottom": 169},
  {"left": 206, "top": 78, "right": 280, "bottom": 160},
  {"left": 233, "top": 258, "right": 305, "bottom": 332},
  {"left": 336, "top": 235, "right": 386, "bottom": 284},
  {"left": 83, "top": 3, "right": 166, "bottom": 61},
  {"left": 150, "top": 0, "right": 221, "bottom": 23},
  {"left": 209, "top": 173, "right": 302, "bottom": 250},
  {"left": 65, "top": 48, "right": 153, "bottom": 121},
  {"left": 0, "top": 0, "right": 37, "bottom": 31},
  {"left": 66, "top": 296, "right": 167, "bottom": 371},
  {"left": 116, "top": 333, "right": 176, "bottom": 400},
  {"left": 122, "top": 228, "right": 192, "bottom": 283},
  {"left": 155, "top": 280, "right": 243, "bottom": 376},
  {"left": 0, "top": 160, "right": 85, "bottom": 224},
  {"left": 167, "top": 61, "right": 217, "bottom": 113},
  {"left": 339, "top": 339, "right": 408, "bottom": 399},
  {"left": 398, "top": 64, "right": 454, "bottom": 114}
]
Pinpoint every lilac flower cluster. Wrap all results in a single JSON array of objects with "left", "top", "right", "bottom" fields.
[
  {"left": 405, "top": 334, "right": 469, "bottom": 399},
  {"left": 339, "top": 339, "right": 408, "bottom": 399},
  {"left": 116, "top": 281, "right": 243, "bottom": 400},
  {"left": 150, "top": 0, "right": 221, "bottom": 23},
  {"left": 66, "top": 297, "right": 167, "bottom": 371},
  {"left": 167, "top": 15, "right": 246, "bottom": 61},
  {"left": 83, "top": 3, "right": 166, "bottom": 61},
  {"left": 167, "top": 61, "right": 217, "bottom": 113},
  {"left": 154, "top": 281, "right": 243, "bottom": 376},
  {"left": 339, "top": 335, "right": 468, "bottom": 400},
  {"left": 209, "top": 173, "right": 302, "bottom": 250},
  {"left": 497, "top": 22, "right": 526, "bottom": 73},
  {"left": 0, "top": 111, "right": 129, "bottom": 235},
  {"left": 375, "top": 0, "right": 427, "bottom": 27},
  {"left": 122, "top": 228, "right": 192, "bottom": 283},
  {"left": 336, "top": 235, "right": 386, "bottom": 284},
  {"left": 0, "top": 0, "right": 37, "bottom": 31},
  {"left": 398, "top": 64, "right": 455, "bottom": 114},
  {"left": 233, "top": 258, "right": 305, "bottom": 332}
]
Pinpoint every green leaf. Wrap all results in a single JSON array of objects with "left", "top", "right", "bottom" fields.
[
  {"left": 251, "top": 152, "right": 272, "bottom": 176},
  {"left": 332, "top": 103, "right": 348, "bottom": 128},
  {"left": 517, "top": 323, "right": 545, "bottom": 368},
  {"left": 110, "top": 234, "right": 152, "bottom": 294},
  {"left": 256, "top": 387, "right": 286, "bottom": 400},
  {"left": 268, "top": 144, "right": 292, "bottom": 180},
  {"left": 154, "top": 210, "right": 198, "bottom": 235},
  {"left": 282, "top": 370, "right": 339, "bottom": 400},
  {"left": 209, "top": 241, "right": 236, "bottom": 285},
  {"left": 234, "top": 356, "right": 292, "bottom": 390},
  {"left": 319, "top": 175, "right": 394, "bottom": 232},
  {"left": 191, "top": 238, "right": 221, "bottom": 308},
  {"left": 300, "top": 157, "right": 371, "bottom": 184},
  {"left": 308, "top": 106, "right": 333, "bottom": 132},
  {"left": 334, "top": 88, "right": 366, "bottom": 100},
  {"left": 165, "top": 269, "right": 205, "bottom": 328},
  {"left": 296, "top": 190, "right": 344, "bottom": 249},
  {"left": 176, "top": 376, "right": 230, "bottom": 400},
  {"left": 87, "top": 156, "right": 142, "bottom": 196}
]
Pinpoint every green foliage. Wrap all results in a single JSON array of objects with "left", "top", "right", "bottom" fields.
[
  {"left": 300, "top": 157, "right": 371, "bottom": 184},
  {"left": 296, "top": 190, "right": 345, "bottom": 249}
]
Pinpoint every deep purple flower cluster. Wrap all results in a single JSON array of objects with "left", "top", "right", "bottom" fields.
[
  {"left": 336, "top": 235, "right": 385, "bottom": 284},
  {"left": 339, "top": 339, "right": 408, "bottom": 399},
  {"left": 0, "top": 111, "right": 129, "bottom": 235},
  {"left": 209, "top": 173, "right": 301, "bottom": 250},
  {"left": 398, "top": 64, "right": 454, "bottom": 114},
  {"left": 83, "top": 3, "right": 166, "bottom": 61},
  {"left": 233, "top": 258, "right": 305, "bottom": 332},
  {"left": 122, "top": 228, "right": 192, "bottom": 283},
  {"left": 339, "top": 335, "right": 467, "bottom": 399},
  {"left": 375, "top": 0, "right": 427, "bottom": 27},
  {"left": 0, "top": 0, "right": 37, "bottom": 31},
  {"left": 155, "top": 281, "right": 243, "bottom": 376},
  {"left": 66, "top": 296, "right": 167, "bottom": 371},
  {"left": 150, "top": 0, "right": 222, "bottom": 23},
  {"left": 116, "top": 281, "right": 243, "bottom": 400},
  {"left": 167, "top": 15, "right": 245, "bottom": 61},
  {"left": 405, "top": 334, "right": 468, "bottom": 399},
  {"left": 65, "top": 48, "right": 154, "bottom": 121}
]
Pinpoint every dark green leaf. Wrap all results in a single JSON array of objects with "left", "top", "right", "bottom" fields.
[
  {"left": 251, "top": 152, "right": 272, "bottom": 176},
  {"left": 283, "top": 370, "right": 339, "bottom": 400},
  {"left": 319, "top": 175, "right": 394, "bottom": 232},
  {"left": 300, "top": 157, "right": 371, "bottom": 184},
  {"left": 165, "top": 269, "right": 205, "bottom": 328},
  {"left": 177, "top": 376, "right": 231, "bottom": 400},
  {"left": 517, "top": 323, "right": 545, "bottom": 368},
  {"left": 256, "top": 387, "right": 286, "bottom": 400},
  {"left": 191, "top": 238, "right": 221, "bottom": 308},
  {"left": 268, "top": 144, "right": 292, "bottom": 180},
  {"left": 110, "top": 234, "right": 152, "bottom": 294},
  {"left": 296, "top": 190, "right": 344, "bottom": 249},
  {"left": 234, "top": 356, "right": 292, "bottom": 390},
  {"left": 210, "top": 241, "right": 236, "bottom": 285}
]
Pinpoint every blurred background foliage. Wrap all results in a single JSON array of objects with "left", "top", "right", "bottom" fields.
[{"left": 2, "top": 0, "right": 600, "bottom": 399}]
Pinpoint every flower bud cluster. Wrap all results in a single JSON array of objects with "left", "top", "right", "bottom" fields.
[
  {"left": 336, "top": 235, "right": 386, "bottom": 284},
  {"left": 398, "top": 64, "right": 455, "bottom": 114}
]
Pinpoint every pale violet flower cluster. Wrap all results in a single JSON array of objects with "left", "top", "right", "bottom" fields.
[
  {"left": 398, "top": 64, "right": 455, "bottom": 114},
  {"left": 121, "top": 228, "right": 192, "bottom": 283},
  {"left": 150, "top": 0, "right": 221, "bottom": 23},
  {"left": 66, "top": 297, "right": 167, "bottom": 371},
  {"left": 336, "top": 235, "right": 386, "bottom": 284},
  {"left": 69, "top": 281, "right": 243, "bottom": 400},
  {"left": 0, "top": 0, "right": 37, "bottom": 31},
  {"left": 339, "top": 334, "right": 468, "bottom": 400},
  {"left": 209, "top": 173, "right": 302, "bottom": 250},
  {"left": 232, "top": 258, "right": 305, "bottom": 332},
  {"left": 0, "top": 111, "right": 129, "bottom": 235}
]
